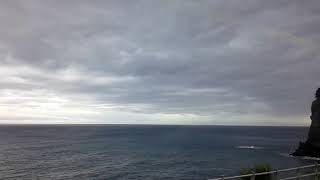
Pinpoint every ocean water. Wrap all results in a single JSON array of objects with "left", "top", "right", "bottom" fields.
[{"left": 0, "top": 125, "right": 316, "bottom": 180}]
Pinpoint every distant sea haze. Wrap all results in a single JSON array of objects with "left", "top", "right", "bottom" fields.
[{"left": 0, "top": 125, "right": 315, "bottom": 180}]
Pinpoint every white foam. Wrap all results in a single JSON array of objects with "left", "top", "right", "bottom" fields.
[{"left": 279, "top": 153, "right": 292, "bottom": 157}]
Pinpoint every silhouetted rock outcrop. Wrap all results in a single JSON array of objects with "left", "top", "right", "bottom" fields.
[{"left": 292, "top": 88, "right": 320, "bottom": 157}]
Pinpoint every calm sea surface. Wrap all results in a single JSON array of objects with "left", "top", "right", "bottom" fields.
[{"left": 0, "top": 125, "right": 315, "bottom": 180}]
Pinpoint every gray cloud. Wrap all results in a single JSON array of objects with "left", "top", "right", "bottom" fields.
[{"left": 0, "top": 0, "right": 320, "bottom": 125}]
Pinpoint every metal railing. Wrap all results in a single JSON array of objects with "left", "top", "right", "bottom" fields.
[{"left": 209, "top": 164, "right": 320, "bottom": 180}]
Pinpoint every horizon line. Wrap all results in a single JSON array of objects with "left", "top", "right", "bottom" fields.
[{"left": 0, "top": 123, "right": 309, "bottom": 127}]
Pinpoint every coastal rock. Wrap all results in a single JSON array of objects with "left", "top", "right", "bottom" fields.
[
  {"left": 291, "top": 141, "right": 320, "bottom": 158},
  {"left": 292, "top": 88, "right": 320, "bottom": 158}
]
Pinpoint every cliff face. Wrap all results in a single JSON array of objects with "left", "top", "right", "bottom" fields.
[
  {"left": 292, "top": 125, "right": 320, "bottom": 157},
  {"left": 292, "top": 98, "right": 320, "bottom": 157},
  {"left": 291, "top": 139, "right": 320, "bottom": 158}
]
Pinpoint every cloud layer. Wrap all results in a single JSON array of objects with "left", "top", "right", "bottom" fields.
[{"left": 0, "top": 0, "right": 319, "bottom": 125}]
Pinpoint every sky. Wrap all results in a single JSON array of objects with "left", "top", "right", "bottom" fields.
[{"left": 0, "top": 0, "right": 319, "bottom": 126}]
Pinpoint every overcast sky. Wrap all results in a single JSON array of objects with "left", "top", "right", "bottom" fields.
[{"left": 0, "top": 0, "right": 319, "bottom": 125}]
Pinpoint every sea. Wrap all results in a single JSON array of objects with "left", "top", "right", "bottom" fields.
[{"left": 0, "top": 125, "right": 317, "bottom": 180}]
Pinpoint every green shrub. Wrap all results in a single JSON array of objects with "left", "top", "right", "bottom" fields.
[{"left": 240, "top": 164, "right": 272, "bottom": 180}]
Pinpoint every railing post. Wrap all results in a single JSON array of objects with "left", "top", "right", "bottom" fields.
[
  {"left": 274, "top": 169, "right": 279, "bottom": 180},
  {"left": 297, "top": 167, "right": 301, "bottom": 180},
  {"left": 315, "top": 163, "right": 319, "bottom": 180},
  {"left": 250, "top": 171, "right": 255, "bottom": 180}
]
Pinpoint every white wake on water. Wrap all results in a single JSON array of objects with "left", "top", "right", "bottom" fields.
[{"left": 236, "top": 145, "right": 263, "bottom": 149}]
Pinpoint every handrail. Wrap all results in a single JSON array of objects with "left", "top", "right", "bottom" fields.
[{"left": 208, "top": 164, "right": 319, "bottom": 180}]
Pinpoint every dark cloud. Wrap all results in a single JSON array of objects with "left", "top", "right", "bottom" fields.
[{"left": 0, "top": 0, "right": 320, "bottom": 125}]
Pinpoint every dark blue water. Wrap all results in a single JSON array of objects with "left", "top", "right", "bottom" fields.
[{"left": 0, "top": 125, "right": 316, "bottom": 180}]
